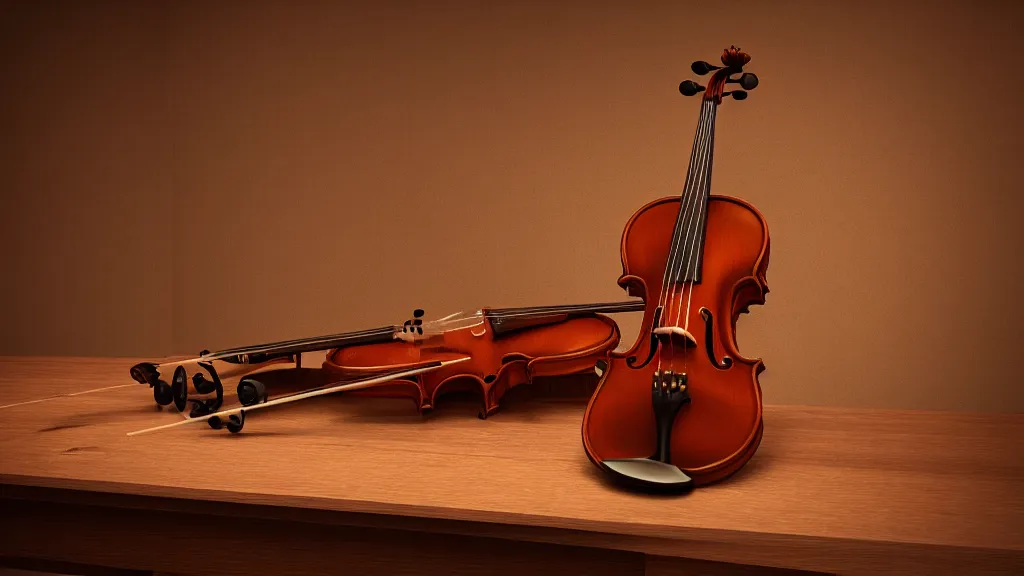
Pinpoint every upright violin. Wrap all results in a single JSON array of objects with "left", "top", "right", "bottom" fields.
[{"left": 581, "top": 46, "right": 769, "bottom": 492}]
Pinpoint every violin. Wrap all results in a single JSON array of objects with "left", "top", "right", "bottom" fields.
[
  {"left": 121, "top": 299, "right": 643, "bottom": 433},
  {"left": 321, "top": 300, "right": 645, "bottom": 419},
  {"left": 581, "top": 46, "right": 769, "bottom": 492}
]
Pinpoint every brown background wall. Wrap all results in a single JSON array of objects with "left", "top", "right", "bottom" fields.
[{"left": 1, "top": 0, "right": 1022, "bottom": 413}]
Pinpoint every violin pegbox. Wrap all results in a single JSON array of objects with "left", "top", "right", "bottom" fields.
[
  {"left": 398, "top": 308, "right": 429, "bottom": 342},
  {"left": 680, "top": 45, "right": 759, "bottom": 104}
]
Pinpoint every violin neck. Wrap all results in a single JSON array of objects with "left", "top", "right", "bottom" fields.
[
  {"left": 486, "top": 300, "right": 645, "bottom": 319},
  {"left": 210, "top": 326, "right": 398, "bottom": 364},
  {"left": 484, "top": 300, "right": 644, "bottom": 336},
  {"left": 665, "top": 97, "right": 719, "bottom": 286}
]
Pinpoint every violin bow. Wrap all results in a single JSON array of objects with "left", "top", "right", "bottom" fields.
[
  {"left": 0, "top": 383, "right": 139, "bottom": 411},
  {"left": 126, "top": 358, "right": 469, "bottom": 436}
]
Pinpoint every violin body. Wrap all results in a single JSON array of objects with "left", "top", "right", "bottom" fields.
[
  {"left": 581, "top": 45, "right": 770, "bottom": 491},
  {"left": 582, "top": 194, "right": 769, "bottom": 486},
  {"left": 125, "top": 298, "right": 640, "bottom": 429},
  {"left": 323, "top": 312, "right": 624, "bottom": 418}
]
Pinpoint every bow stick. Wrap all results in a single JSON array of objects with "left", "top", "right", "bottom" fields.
[
  {"left": 126, "top": 357, "right": 469, "bottom": 436},
  {"left": 0, "top": 383, "right": 137, "bottom": 411}
]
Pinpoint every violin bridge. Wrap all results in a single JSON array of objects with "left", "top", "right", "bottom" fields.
[{"left": 652, "top": 326, "right": 698, "bottom": 349}]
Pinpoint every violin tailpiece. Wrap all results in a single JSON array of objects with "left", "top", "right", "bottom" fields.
[
  {"left": 651, "top": 371, "right": 691, "bottom": 463},
  {"left": 598, "top": 371, "right": 694, "bottom": 493}
]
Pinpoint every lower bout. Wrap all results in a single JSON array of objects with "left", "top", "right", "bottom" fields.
[
  {"left": 686, "top": 419, "right": 763, "bottom": 486},
  {"left": 581, "top": 359, "right": 764, "bottom": 488}
]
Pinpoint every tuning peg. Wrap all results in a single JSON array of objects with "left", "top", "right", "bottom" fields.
[
  {"left": 679, "top": 80, "right": 705, "bottom": 96},
  {"left": 192, "top": 372, "right": 217, "bottom": 395},
  {"left": 724, "top": 90, "right": 748, "bottom": 100},
  {"left": 237, "top": 378, "right": 268, "bottom": 407},
  {"left": 413, "top": 309, "right": 424, "bottom": 318},
  {"left": 691, "top": 60, "right": 720, "bottom": 75},
  {"left": 727, "top": 73, "right": 759, "bottom": 91},
  {"left": 152, "top": 379, "right": 173, "bottom": 406}
]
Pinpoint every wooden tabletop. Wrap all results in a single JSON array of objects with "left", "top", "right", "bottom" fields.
[{"left": 0, "top": 356, "right": 1021, "bottom": 575}]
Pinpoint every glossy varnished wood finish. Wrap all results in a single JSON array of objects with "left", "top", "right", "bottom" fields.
[
  {"left": 0, "top": 357, "right": 1022, "bottom": 575},
  {"left": 583, "top": 195, "right": 770, "bottom": 485},
  {"left": 323, "top": 314, "right": 621, "bottom": 418}
]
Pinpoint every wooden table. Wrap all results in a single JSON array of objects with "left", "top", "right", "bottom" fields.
[{"left": 0, "top": 357, "right": 1021, "bottom": 575}]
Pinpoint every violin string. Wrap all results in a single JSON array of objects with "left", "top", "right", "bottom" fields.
[
  {"left": 668, "top": 99, "right": 715, "bottom": 326},
  {"left": 670, "top": 99, "right": 715, "bottom": 371},
  {"left": 658, "top": 99, "right": 712, "bottom": 317},
  {"left": 665, "top": 100, "right": 713, "bottom": 325},
  {"left": 676, "top": 99, "right": 718, "bottom": 333},
  {"left": 663, "top": 97, "right": 712, "bottom": 323},
  {"left": 659, "top": 98, "right": 715, "bottom": 373},
  {"left": 677, "top": 90, "right": 721, "bottom": 377}
]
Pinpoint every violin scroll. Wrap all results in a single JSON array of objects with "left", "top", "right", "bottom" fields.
[
  {"left": 169, "top": 365, "right": 220, "bottom": 412},
  {"left": 681, "top": 46, "right": 759, "bottom": 104},
  {"left": 720, "top": 45, "right": 751, "bottom": 67},
  {"left": 398, "top": 308, "right": 439, "bottom": 342},
  {"left": 402, "top": 309, "right": 425, "bottom": 336}
]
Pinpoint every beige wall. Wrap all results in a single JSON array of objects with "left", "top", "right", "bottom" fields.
[{"left": 2, "top": 0, "right": 1022, "bottom": 413}]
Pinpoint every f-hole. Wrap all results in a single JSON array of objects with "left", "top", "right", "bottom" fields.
[
  {"left": 699, "top": 307, "right": 732, "bottom": 369},
  {"left": 627, "top": 307, "right": 663, "bottom": 369}
]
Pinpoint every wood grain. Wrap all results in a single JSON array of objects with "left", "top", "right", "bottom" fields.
[{"left": 0, "top": 357, "right": 1021, "bottom": 575}]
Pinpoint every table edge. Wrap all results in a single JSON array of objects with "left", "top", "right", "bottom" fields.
[{"left": 3, "top": 473, "right": 1021, "bottom": 576}]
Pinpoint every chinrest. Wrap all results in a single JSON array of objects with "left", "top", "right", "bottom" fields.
[{"left": 601, "top": 457, "right": 694, "bottom": 493}]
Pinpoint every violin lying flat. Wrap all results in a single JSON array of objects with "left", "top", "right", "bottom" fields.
[
  {"left": 581, "top": 46, "right": 770, "bottom": 493},
  {"left": 123, "top": 300, "right": 643, "bottom": 434}
]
